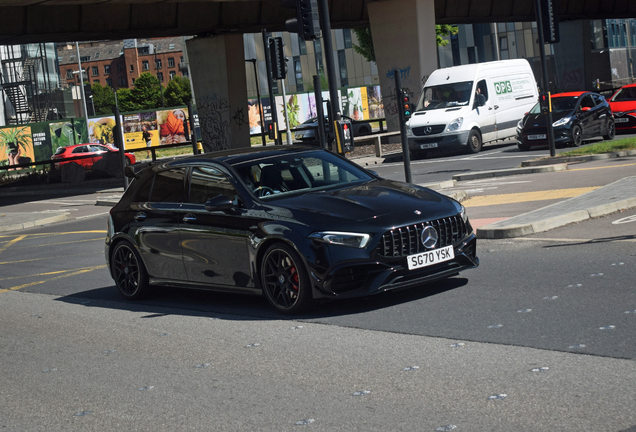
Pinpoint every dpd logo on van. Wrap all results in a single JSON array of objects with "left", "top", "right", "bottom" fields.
[{"left": 495, "top": 81, "right": 513, "bottom": 95}]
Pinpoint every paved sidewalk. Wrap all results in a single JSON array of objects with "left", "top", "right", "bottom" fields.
[{"left": 2, "top": 151, "right": 635, "bottom": 238}]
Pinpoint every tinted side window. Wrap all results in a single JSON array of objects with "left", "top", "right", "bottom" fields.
[
  {"left": 188, "top": 166, "right": 237, "bottom": 205},
  {"left": 150, "top": 168, "right": 186, "bottom": 202},
  {"left": 580, "top": 95, "right": 595, "bottom": 109},
  {"left": 130, "top": 174, "right": 154, "bottom": 203},
  {"left": 592, "top": 94, "right": 605, "bottom": 106}
]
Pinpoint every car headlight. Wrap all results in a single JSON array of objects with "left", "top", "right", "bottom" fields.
[
  {"left": 406, "top": 124, "right": 413, "bottom": 137},
  {"left": 446, "top": 117, "right": 463, "bottom": 132},
  {"left": 460, "top": 204, "right": 468, "bottom": 223},
  {"left": 308, "top": 231, "right": 371, "bottom": 248},
  {"left": 552, "top": 117, "right": 571, "bottom": 127},
  {"left": 517, "top": 119, "right": 524, "bottom": 130}
]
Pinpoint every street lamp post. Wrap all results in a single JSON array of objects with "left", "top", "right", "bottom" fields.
[{"left": 75, "top": 42, "right": 90, "bottom": 121}]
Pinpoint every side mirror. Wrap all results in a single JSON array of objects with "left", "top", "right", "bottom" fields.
[
  {"left": 581, "top": 106, "right": 591, "bottom": 112},
  {"left": 204, "top": 195, "right": 235, "bottom": 213}
]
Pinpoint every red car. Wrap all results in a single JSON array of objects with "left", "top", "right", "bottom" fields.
[
  {"left": 51, "top": 143, "right": 135, "bottom": 169},
  {"left": 607, "top": 83, "right": 636, "bottom": 131}
]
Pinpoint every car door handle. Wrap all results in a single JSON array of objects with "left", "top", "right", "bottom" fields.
[
  {"left": 494, "top": 105, "right": 499, "bottom": 110},
  {"left": 183, "top": 214, "right": 197, "bottom": 223},
  {"left": 134, "top": 212, "right": 146, "bottom": 222}
]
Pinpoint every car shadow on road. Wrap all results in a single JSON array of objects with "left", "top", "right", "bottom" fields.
[{"left": 55, "top": 277, "right": 469, "bottom": 321}]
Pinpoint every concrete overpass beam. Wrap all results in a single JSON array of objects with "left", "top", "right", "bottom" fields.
[
  {"left": 186, "top": 34, "right": 250, "bottom": 152},
  {"left": 368, "top": 0, "right": 438, "bottom": 133}
]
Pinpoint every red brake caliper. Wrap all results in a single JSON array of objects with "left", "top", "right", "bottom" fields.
[{"left": 290, "top": 266, "right": 299, "bottom": 291}]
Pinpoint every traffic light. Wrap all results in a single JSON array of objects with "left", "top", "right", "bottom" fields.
[
  {"left": 400, "top": 89, "right": 412, "bottom": 121},
  {"left": 539, "top": 92, "right": 551, "bottom": 114},
  {"left": 267, "top": 122, "right": 277, "bottom": 140},
  {"left": 334, "top": 118, "right": 354, "bottom": 155},
  {"left": 284, "top": 0, "right": 321, "bottom": 41},
  {"left": 269, "top": 37, "right": 286, "bottom": 80}
]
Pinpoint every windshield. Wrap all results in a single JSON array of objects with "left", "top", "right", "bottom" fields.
[
  {"left": 529, "top": 96, "right": 578, "bottom": 114},
  {"left": 415, "top": 81, "right": 474, "bottom": 111},
  {"left": 231, "top": 150, "right": 375, "bottom": 201},
  {"left": 611, "top": 87, "right": 636, "bottom": 102}
]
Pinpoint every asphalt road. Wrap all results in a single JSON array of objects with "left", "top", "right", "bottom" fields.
[{"left": 1, "top": 143, "right": 635, "bottom": 431}]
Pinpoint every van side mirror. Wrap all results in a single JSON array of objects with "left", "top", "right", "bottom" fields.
[{"left": 473, "top": 94, "right": 486, "bottom": 109}]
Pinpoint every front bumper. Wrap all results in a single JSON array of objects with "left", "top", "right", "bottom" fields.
[
  {"left": 408, "top": 130, "right": 470, "bottom": 153},
  {"left": 309, "top": 234, "right": 479, "bottom": 300}
]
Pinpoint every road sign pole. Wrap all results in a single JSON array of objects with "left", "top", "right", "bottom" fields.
[{"left": 535, "top": 0, "right": 556, "bottom": 157}]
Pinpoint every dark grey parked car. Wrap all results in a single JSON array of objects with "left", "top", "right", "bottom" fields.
[{"left": 294, "top": 115, "right": 373, "bottom": 142}]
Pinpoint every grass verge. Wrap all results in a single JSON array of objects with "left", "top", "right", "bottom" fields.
[{"left": 556, "top": 135, "right": 636, "bottom": 157}]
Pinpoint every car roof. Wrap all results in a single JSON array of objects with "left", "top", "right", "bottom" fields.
[
  {"left": 165, "top": 145, "right": 323, "bottom": 167},
  {"left": 59, "top": 143, "right": 103, "bottom": 150},
  {"left": 552, "top": 91, "right": 590, "bottom": 98}
]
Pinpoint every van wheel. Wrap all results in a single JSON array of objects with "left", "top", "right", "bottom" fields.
[{"left": 466, "top": 130, "right": 482, "bottom": 154}]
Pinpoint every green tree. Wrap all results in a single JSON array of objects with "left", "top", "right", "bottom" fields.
[
  {"left": 91, "top": 82, "right": 116, "bottom": 115},
  {"left": 352, "top": 24, "right": 459, "bottom": 63},
  {"left": 436, "top": 24, "right": 459, "bottom": 46},
  {"left": 130, "top": 72, "right": 164, "bottom": 109},
  {"left": 114, "top": 88, "right": 141, "bottom": 113},
  {"left": 164, "top": 76, "right": 192, "bottom": 106}
]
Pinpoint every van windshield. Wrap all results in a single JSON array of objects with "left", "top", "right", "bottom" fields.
[{"left": 416, "top": 81, "right": 474, "bottom": 112}]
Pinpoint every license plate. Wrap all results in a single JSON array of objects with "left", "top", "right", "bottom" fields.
[
  {"left": 420, "top": 143, "right": 438, "bottom": 149},
  {"left": 615, "top": 117, "right": 629, "bottom": 123},
  {"left": 528, "top": 134, "right": 546, "bottom": 140},
  {"left": 407, "top": 245, "right": 454, "bottom": 270}
]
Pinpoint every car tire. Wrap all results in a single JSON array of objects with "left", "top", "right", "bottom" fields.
[
  {"left": 518, "top": 143, "right": 531, "bottom": 151},
  {"left": 260, "top": 243, "right": 312, "bottom": 314},
  {"left": 571, "top": 124, "right": 583, "bottom": 147},
  {"left": 603, "top": 119, "right": 615, "bottom": 140},
  {"left": 111, "top": 241, "right": 149, "bottom": 300},
  {"left": 466, "top": 129, "right": 482, "bottom": 154},
  {"left": 358, "top": 127, "right": 370, "bottom": 136}
]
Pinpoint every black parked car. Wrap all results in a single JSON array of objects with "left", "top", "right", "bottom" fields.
[
  {"left": 294, "top": 115, "right": 373, "bottom": 142},
  {"left": 516, "top": 91, "right": 615, "bottom": 151},
  {"left": 106, "top": 146, "right": 478, "bottom": 314}
]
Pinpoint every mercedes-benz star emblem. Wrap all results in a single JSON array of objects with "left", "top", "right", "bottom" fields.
[
  {"left": 425, "top": 126, "right": 432, "bottom": 134},
  {"left": 421, "top": 226, "right": 438, "bottom": 249}
]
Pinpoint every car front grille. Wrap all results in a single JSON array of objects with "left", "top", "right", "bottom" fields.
[
  {"left": 378, "top": 216, "right": 467, "bottom": 257},
  {"left": 412, "top": 125, "right": 446, "bottom": 136}
]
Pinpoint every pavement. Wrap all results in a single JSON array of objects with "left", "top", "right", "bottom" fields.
[{"left": 1, "top": 149, "right": 636, "bottom": 238}]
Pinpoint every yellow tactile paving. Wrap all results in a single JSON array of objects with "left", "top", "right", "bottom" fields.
[{"left": 463, "top": 187, "right": 600, "bottom": 207}]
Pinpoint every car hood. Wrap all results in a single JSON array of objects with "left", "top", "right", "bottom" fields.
[
  {"left": 609, "top": 101, "right": 636, "bottom": 113},
  {"left": 522, "top": 110, "right": 572, "bottom": 127},
  {"left": 409, "top": 106, "right": 468, "bottom": 126},
  {"left": 265, "top": 179, "right": 458, "bottom": 225}
]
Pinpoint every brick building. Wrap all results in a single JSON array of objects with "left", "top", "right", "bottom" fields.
[{"left": 57, "top": 36, "right": 188, "bottom": 89}]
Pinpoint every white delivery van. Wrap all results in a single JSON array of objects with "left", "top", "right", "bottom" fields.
[{"left": 406, "top": 59, "right": 538, "bottom": 157}]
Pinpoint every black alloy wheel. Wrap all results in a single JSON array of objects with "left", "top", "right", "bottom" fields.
[
  {"left": 261, "top": 243, "right": 312, "bottom": 314},
  {"left": 571, "top": 124, "right": 583, "bottom": 147},
  {"left": 603, "top": 119, "right": 616, "bottom": 140},
  {"left": 466, "top": 129, "right": 482, "bottom": 154},
  {"left": 111, "top": 242, "right": 148, "bottom": 300}
]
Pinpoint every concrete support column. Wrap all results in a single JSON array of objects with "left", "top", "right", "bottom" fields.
[
  {"left": 186, "top": 34, "right": 249, "bottom": 152},
  {"left": 368, "top": 0, "right": 437, "bottom": 133},
  {"left": 552, "top": 20, "right": 610, "bottom": 91}
]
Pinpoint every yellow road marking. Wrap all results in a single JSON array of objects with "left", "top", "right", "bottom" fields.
[
  {"left": 567, "top": 162, "right": 636, "bottom": 171},
  {"left": 18, "top": 238, "right": 104, "bottom": 249},
  {"left": 0, "top": 265, "right": 107, "bottom": 294},
  {"left": 0, "top": 235, "right": 27, "bottom": 255},
  {"left": 0, "top": 230, "right": 106, "bottom": 240},
  {"left": 0, "top": 253, "right": 97, "bottom": 266},
  {"left": 463, "top": 187, "right": 599, "bottom": 207},
  {"left": 0, "top": 269, "right": 74, "bottom": 281}
]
